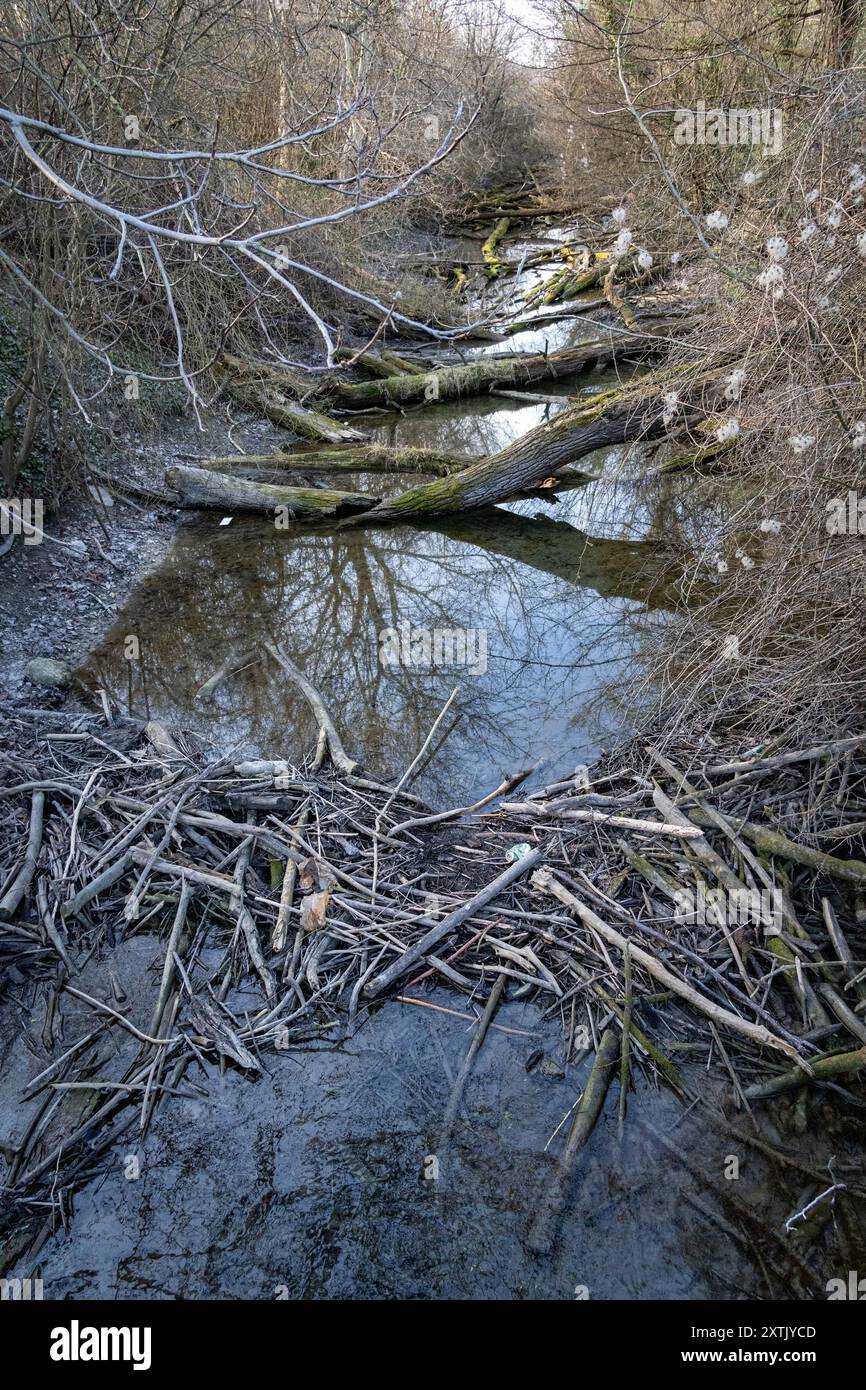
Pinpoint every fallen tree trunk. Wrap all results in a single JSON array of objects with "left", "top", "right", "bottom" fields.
[
  {"left": 174, "top": 359, "right": 721, "bottom": 523},
  {"left": 481, "top": 217, "right": 511, "bottom": 279},
  {"left": 336, "top": 348, "right": 430, "bottom": 377},
  {"left": 323, "top": 325, "right": 675, "bottom": 410},
  {"left": 463, "top": 201, "right": 581, "bottom": 220},
  {"left": 523, "top": 255, "right": 664, "bottom": 310},
  {"left": 225, "top": 378, "right": 368, "bottom": 443},
  {"left": 218, "top": 355, "right": 367, "bottom": 444},
  {"left": 351, "top": 364, "right": 703, "bottom": 522},
  {"left": 165, "top": 465, "right": 379, "bottom": 517},
  {"left": 194, "top": 446, "right": 471, "bottom": 477}
]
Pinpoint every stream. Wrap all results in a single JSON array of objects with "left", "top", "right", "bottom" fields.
[
  {"left": 77, "top": 235, "right": 684, "bottom": 804},
  {"left": 20, "top": 223, "right": 844, "bottom": 1301}
]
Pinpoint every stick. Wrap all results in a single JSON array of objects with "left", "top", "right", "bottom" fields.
[
  {"left": 527, "top": 1027, "right": 620, "bottom": 1254},
  {"left": 0, "top": 790, "right": 44, "bottom": 919},
  {"left": 371, "top": 687, "right": 460, "bottom": 902},
  {"left": 687, "top": 808, "right": 866, "bottom": 886},
  {"left": 744, "top": 1046, "right": 866, "bottom": 1101},
  {"left": 264, "top": 642, "right": 359, "bottom": 775},
  {"left": 61, "top": 852, "right": 133, "bottom": 919},
  {"left": 532, "top": 868, "right": 809, "bottom": 1069},
  {"left": 64, "top": 985, "right": 179, "bottom": 1046},
  {"left": 390, "top": 765, "right": 534, "bottom": 836},
  {"left": 618, "top": 943, "right": 632, "bottom": 1139},
  {"left": 194, "top": 650, "right": 257, "bottom": 700},
  {"left": 438, "top": 970, "right": 507, "bottom": 1150},
  {"left": 148, "top": 877, "right": 191, "bottom": 1038},
  {"left": 705, "top": 735, "right": 866, "bottom": 777},
  {"left": 273, "top": 729, "right": 326, "bottom": 954},
  {"left": 822, "top": 897, "right": 866, "bottom": 1001},
  {"left": 364, "top": 847, "right": 543, "bottom": 998},
  {"left": 498, "top": 801, "right": 703, "bottom": 837}
]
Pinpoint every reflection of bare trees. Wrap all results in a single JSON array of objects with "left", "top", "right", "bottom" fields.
[
  {"left": 80, "top": 484, "right": 698, "bottom": 801},
  {"left": 374, "top": 392, "right": 559, "bottom": 459}
]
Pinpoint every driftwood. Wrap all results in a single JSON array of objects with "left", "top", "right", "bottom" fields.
[
  {"left": 687, "top": 807, "right": 866, "bottom": 886},
  {"left": 744, "top": 1046, "right": 866, "bottom": 1101},
  {"left": 437, "top": 970, "right": 508, "bottom": 1158},
  {"left": 194, "top": 650, "right": 258, "bottom": 701}
]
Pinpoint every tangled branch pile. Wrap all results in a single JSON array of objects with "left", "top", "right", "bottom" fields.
[{"left": 3, "top": 690, "right": 866, "bottom": 1260}]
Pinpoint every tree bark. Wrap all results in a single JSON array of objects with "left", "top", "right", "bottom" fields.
[
  {"left": 354, "top": 373, "right": 697, "bottom": 522},
  {"left": 165, "top": 465, "right": 379, "bottom": 517},
  {"left": 323, "top": 325, "right": 675, "bottom": 410}
]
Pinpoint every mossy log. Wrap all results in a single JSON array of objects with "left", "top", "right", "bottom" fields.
[
  {"left": 177, "top": 360, "right": 712, "bottom": 523},
  {"left": 220, "top": 351, "right": 309, "bottom": 395},
  {"left": 197, "top": 446, "right": 471, "bottom": 477},
  {"left": 524, "top": 261, "right": 605, "bottom": 308},
  {"left": 223, "top": 377, "right": 368, "bottom": 444},
  {"left": 324, "top": 326, "right": 672, "bottom": 411},
  {"left": 524, "top": 254, "right": 666, "bottom": 312},
  {"left": 218, "top": 354, "right": 366, "bottom": 444},
  {"left": 481, "top": 217, "right": 511, "bottom": 280},
  {"left": 336, "top": 348, "right": 428, "bottom": 378},
  {"left": 351, "top": 362, "right": 701, "bottom": 522},
  {"left": 179, "top": 358, "right": 718, "bottom": 525},
  {"left": 165, "top": 465, "right": 379, "bottom": 517}
]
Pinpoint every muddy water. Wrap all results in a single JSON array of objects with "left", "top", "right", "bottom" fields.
[
  {"left": 21, "top": 970, "right": 762, "bottom": 1300},
  {"left": 32, "top": 227, "right": 849, "bottom": 1301}
]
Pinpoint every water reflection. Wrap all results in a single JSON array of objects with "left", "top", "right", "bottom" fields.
[
  {"left": 368, "top": 359, "right": 641, "bottom": 459},
  {"left": 79, "top": 485, "right": 676, "bottom": 803}
]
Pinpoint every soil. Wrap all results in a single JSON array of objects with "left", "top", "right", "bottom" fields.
[{"left": 0, "top": 402, "right": 309, "bottom": 707}]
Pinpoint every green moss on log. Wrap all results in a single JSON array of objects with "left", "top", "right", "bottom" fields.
[{"left": 481, "top": 218, "right": 511, "bottom": 280}]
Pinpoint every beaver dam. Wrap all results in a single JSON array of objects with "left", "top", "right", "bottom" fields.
[{"left": 2, "top": 688, "right": 866, "bottom": 1296}]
